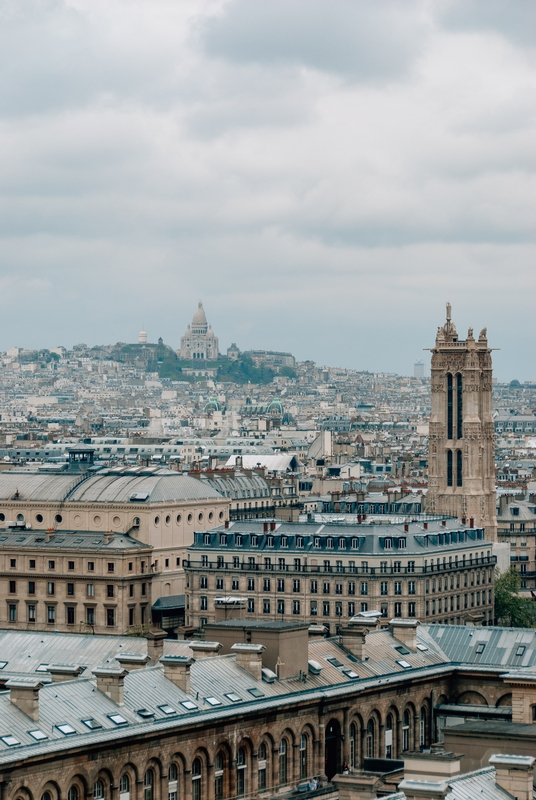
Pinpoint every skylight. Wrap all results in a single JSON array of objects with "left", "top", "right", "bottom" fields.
[
  {"left": 108, "top": 714, "right": 127, "bottom": 726},
  {"left": 225, "top": 693, "right": 242, "bottom": 703},
  {"left": 82, "top": 718, "right": 102, "bottom": 730},
  {"left": 397, "top": 660, "right": 412, "bottom": 670},
  {"left": 36, "top": 664, "right": 49, "bottom": 672},
  {"left": 181, "top": 700, "right": 198, "bottom": 711},
  {"left": 56, "top": 724, "right": 76, "bottom": 735},
  {"left": 475, "top": 643, "right": 486, "bottom": 655},
  {"left": 416, "top": 644, "right": 428, "bottom": 652},
  {"left": 137, "top": 708, "right": 155, "bottom": 718},
  {"left": 1, "top": 735, "right": 20, "bottom": 747},
  {"left": 159, "top": 705, "right": 176, "bottom": 716},
  {"left": 248, "top": 688, "right": 265, "bottom": 698},
  {"left": 205, "top": 697, "right": 222, "bottom": 706},
  {"left": 325, "top": 657, "right": 343, "bottom": 668},
  {"left": 516, "top": 645, "right": 526, "bottom": 657},
  {"left": 28, "top": 729, "right": 47, "bottom": 741},
  {"left": 0, "top": 662, "right": 7, "bottom": 669},
  {"left": 342, "top": 669, "right": 359, "bottom": 679},
  {"left": 395, "top": 645, "right": 410, "bottom": 656}
]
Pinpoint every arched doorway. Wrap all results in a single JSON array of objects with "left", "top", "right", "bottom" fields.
[{"left": 325, "top": 719, "right": 341, "bottom": 780}]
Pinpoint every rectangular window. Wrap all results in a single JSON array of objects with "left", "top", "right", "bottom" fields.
[
  {"left": 232, "top": 578, "right": 239, "bottom": 591},
  {"left": 408, "top": 581, "right": 416, "bottom": 595},
  {"left": 394, "top": 602, "right": 402, "bottom": 618},
  {"left": 277, "top": 579, "right": 285, "bottom": 592},
  {"left": 28, "top": 605, "right": 36, "bottom": 622},
  {"left": 447, "top": 449, "right": 453, "bottom": 486},
  {"left": 141, "top": 583, "right": 146, "bottom": 596},
  {"left": 457, "top": 372, "right": 463, "bottom": 439},
  {"left": 393, "top": 561, "right": 401, "bottom": 573},
  {"left": 10, "top": 559, "right": 16, "bottom": 569},
  {"left": 408, "top": 602, "right": 416, "bottom": 617},
  {"left": 381, "top": 581, "right": 388, "bottom": 596},
  {"left": 47, "top": 582, "right": 55, "bottom": 596},
  {"left": 335, "top": 582, "right": 343, "bottom": 595},
  {"left": 310, "top": 601, "right": 317, "bottom": 616},
  {"left": 29, "top": 559, "right": 36, "bottom": 569},
  {"left": 200, "top": 596, "right": 207, "bottom": 610},
  {"left": 293, "top": 600, "right": 300, "bottom": 615},
  {"left": 310, "top": 580, "right": 318, "bottom": 594},
  {"left": 87, "top": 562, "right": 94, "bottom": 572},
  {"left": 67, "top": 606, "right": 75, "bottom": 625},
  {"left": 247, "top": 578, "right": 255, "bottom": 591},
  {"left": 129, "top": 584, "right": 134, "bottom": 597},
  {"left": 48, "top": 560, "right": 55, "bottom": 570},
  {"left": 67, "top": 583, "right": 74, "bottom": 596},
  {"left": 107, "top": 585, "right": 114, "bottom": 598},
  {"left": 107, "top": 563, "right": 115, "bottom": 573},
  {"left": 407, "top": 561, "right": 415, "bottom": 573},
  {"left": 323, "top": 581, "right": 330, "bottom": 594},
  {"left": 348, "top": 602, "right": 355, "bottom": 616},
  {"left": 87, "top": 584, "right": 95, "bottom": 597},
  {"left": 247, "top": 599, "right": 255, "bottom": 613},
  {"left": 322, "top": 602, "right": 330, "bottom": 616},
  {"left": 28, "top": 581, "right": 35, "bottom": 595},
  {"left": 293, "top": 579, "right": 301, "bottom": 592},
  {"left": 8, "top": 604, "right": 17, "bottom": 622},
  {"left": 9, "top": 581, "right": 16, "bottom": 594},
  {"left": 447, "top": 372, "right": 453, "bottom": 439},
  {"left": 380, "top": 562, "right": 388, "bottom": 573},
  {"left": 277, "top": 600, "right": 285, "bottom": 615},
  {"left": 200, "top": 576, "right": 207, "bottom": 589},
  {"left": 263, "top": 599, "right": 271, "bottom": 614},
  {"left": 106, "top": 608, "right": 115, "bottom": 627},
  {"left": 86, "top": 607, "right": 95, "bottom": 625},
  {"left": 129, "top": 607, "right": 134, "bottom": 626},
  {"left": 394, "top": 581, "right": 402, "bottom": 595},
  {"left": 263, "top": 578, "right": 271, "bottom": 591},
  {"left": 348, "top": 581, "right": 355, "bottom": 595},
  {"left": 335, "top": 602, "right": 342, "bottom": 617},
  {"left": 47, "top": 606, "right": 55, "bottom": 623},
  {"left": 361, "top": 582, "right": 368, "bottom": 595}
]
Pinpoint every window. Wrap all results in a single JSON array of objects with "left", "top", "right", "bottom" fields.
[
  {"left": 381, "top": 581, "right": 388, "bottom": 596},
  {"left": 293, "top": 600, "right": 301, "bottom": 615},
  {"left": 350, "top": 723, "right": 357, "bottom": 768},
  {"left": 394, "top": 602, "right": 402, "bottom": 617},
  {"left": 106, "top": 608, "right": 115, "bottom": 627},
  {"left": 47, "top": 582, "right": 55, "bottom": 596},
  {"left": 300, "top": 734, "right": 308, "bottom": 779},
  {"left": 94, "top": 781, "right": 104, "bottom": 799},
  {"left": 263, "top": 578, "right": 271, "bottom": 591},
  {"left": 408, "top": 580, "right": 416, "bottom": 595},
  {"left": 192, "top": 760, "right": 201, "bottom": 800},
  {"left": 120, "top": 775, "right": 130, "bottom": 797},
  {"left": 87, "top": 607, "right": 95, "bottom": 625},
  {"left": 366, "top": 720, "right": 374, "bottom": 759},
  {"left": 144, "top": 768, "right": 155, "bottom": 800},
  {"left": 247, "top": 578, "right": 255, "bottom": 591},
  {"left": 335, "top": 582, "right": 343, "bottom": 595},
  {"left": 87, "top": 584, "right": 95, "bottom": 597},
  {"left": 9, "top": 580, "right": 16, "bottom": 594},
  {"left": 323, "top": 581, "right": 330, "bottom": 594},
  {"left": 279, "top": 739, "right": 288, "bottom": 785},
  {"left": 107, "top": 585, "right": 114, "bottom": 598},
  {"left": 310, "top": 600, "right": 317, "bottom": 616},
  {"left": 237, "top": 748, "right": 247, "bottom": 797},
  {"left": 67, "top": 583, "right": 74, "bottom": 596},
  {"left": 293, "top": 579, "right": 301, "bottom": 592},
  {"left": 348, "top": 601, "right": 355, "bottom": 616},
  {"left": 277, "top": 579, "right": 285, "bottom": 592},
  {"left": 247, "top": 599, "right": 255, "bottom": 613},
  {"left": 407, "top": 561, "right": 415, "bottom": 573},
  {"left": 232, "top": 578, "right": 239, "bottom": 591},
  {"left": 8, "top": 604, "right": 17, "bottom": 622},
  {"left": 263, "top": 599, "right": 271, "bottom": 614},
  {"left": 360, "top": 582, "right": 368, "bottom": 596},
  {"left": 107, "top": 562, "right": 115, "bottom": 573},
  {"left": 47, "top": 606, "right": 55, "bottom": 623},
  {"left": 216, "top": 578, "right": 224, "bottom": 590},
  {"left": 277, "top": 600, "right": 285, "bottom": 615},
  {"left": 393, "top": 561, "right": 401, "bottom": 573},
  {"left": 10, "top": 559, "right": 16, "bottom": 568},
  {"left": 87, "top": 562, "right": 94, "bottom": 571},
  {"left": 394, "top": 581, "right": 402, "bottom": 595},
  {"left": 310, "top": 580, "right": 318, "bottom": 594},
  {"left": 456, "top": 449, "right": 463, "bottom": 487},
  {"left": 67, "top": 607, "right": 75, "bottom": 625},
  {"left": 408, "top": 602, "right": 416, "bottom": 617},
  {"left": 68, "top": 788, "right": 79, "bottom": 800},
  {"left": 447, "top": 449, "right": 453, "bottom": 486},
  {"left": 29, "top": 559, "right": 36, "bottom": 569},
  {"left": 28, "top": 605, "right": 36, "bottom": 622},
  {"left": 447, "top": 372, "right": 453, "bottom": 439},
  {"left": 402, "top": 710, "right": 410, "bottom": 751},
  {"left": 323, "top": 602, "right": 330, "bottom": 616},
  {"left": 258, "top": 742, "right": 267, "bottom": 790},
  {"left": 215, "top": 752, "right": 224, "bottom": 800}
]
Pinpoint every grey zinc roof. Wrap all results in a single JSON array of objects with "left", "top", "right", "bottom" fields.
[
  {"left": 0, "top": 472, "right": 83, "bottom": 502},
  {"left": 426, "top": 624, "right": 536, "bottom": 668},
  {"left": 0, "top": 530, "right": 149, "bottom": 551},
  {"left": 67, "top": 472, "right": 223, "bottom": 504}
]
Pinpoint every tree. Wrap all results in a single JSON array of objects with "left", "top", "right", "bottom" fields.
[{"left": 494, "top": 567, "right": 535, "bottom": 627}]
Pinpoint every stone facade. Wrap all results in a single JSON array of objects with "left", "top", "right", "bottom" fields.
[{"left": 425, "top": 304, "right": 497, "bottom": 541}]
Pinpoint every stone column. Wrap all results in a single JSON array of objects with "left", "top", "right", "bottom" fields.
[{"left": 342, "top": 708, "right": 350, "bottom": 765}]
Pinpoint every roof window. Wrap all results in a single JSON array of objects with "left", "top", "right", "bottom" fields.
[
  {"left": 181, "top": 700, "right": 198, "bottom": 711},
  {"left": 395, "top": 645, "right": 410, "bottom": 656},
  {"left": 205, "top": 697, "right": 221, "bottom": 706},
  {"left": 56, "top": 724, "right": 76, "bottom": 735},
  {"left": 108, "top": 714, "right": 127, "bottom": 725},
  {"left": 36, "top": 664, "right": 49, "bottom": 673},
  {"left": 159, "top": 705, "right": 176, "bottom": 716},
  {"left": 325, "top": 656, "right": 343, "bottom": 667},
  {"left": 342, "top": 669, "right": 359, "bottom": 679},
  {"left": 0, "top": 662, "right": 7, "bottom": 670},
  {"left": 516, "top": 645, "right": 526, "bottom": 657},
  {"left": 28, "top": 729, "right": 47, "bottom": 740},
  {"left": 224, "top": 693, "right": 242, "bottom": 703},
  {"left": 396, "top": 660, "right": 412, "bottom": 669},
  {"left": 137, "top": 708, "right": 155, "bottom": 718},
  {"left": 475, "top": 643, "right": 486, "bottom": 655},
  {"left": 247, "top": 687, "right": 265, "bottom": 698},
  {"left": 82, "top": 718, "right": 102, "bottom": 730},
  {"left": 416, "top": 644, "right": 428, "bottom": 652},
  {"left": 1, "top": 735, "right": 20, "bottom": 747}
]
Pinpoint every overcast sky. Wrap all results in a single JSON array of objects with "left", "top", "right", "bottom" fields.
[{"left": 1, "top": 0, "right": 534, "bottom": 381}]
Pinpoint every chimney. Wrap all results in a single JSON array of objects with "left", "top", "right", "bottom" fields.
[
  {"left": 340, "top": 617, "right": 379, "bottom": 660},
  {"left": 160, "top": 655, "right": 194, "bottom": 693},
  {"left": 270, "top": 521, "right": 276, "bottom": 531},
  {"left": 263, "top": 521, "right": 269, "bottom": 533},
  {"left": 115, "top": 653, "right": 151, "bottom": 671},
  {"left": 45, "top": 529, "right": 55, "bottom": 542},
  {"left": 47, "top": 664, "right": 84, "bottom": 683},
  {"left": 490, "top": 755, "right": 535, "bottom": 800},
  {"left": 6, "top": 679, "right": 42, "bottom": 720},
  {"left": 404, "top": 522, "right": 409, "bottom": 532},
  {"left": 104, "top": 530, "right": 114, "bottom": 544},
  {"left": 461, "top": 516, "right": 466, "bottom": 525},
  {"left": 92, "top": 667, "right": 128, "bottom": 706},
  {"left": 423, "top": 521, "right": 428, "bottom": 530},
  {"left": 145, "top": 629, "right": 167, "bottom": 663},
  {"left": 470, "top": 517, "right": 474, "bottom": 528},
  {"left": 441, "top": 519, "right": 446, "bottom": 527},
  {"left": 232, "top": 643, "right": 265, "bottom": 680},
  {"left": 225, "top": 519, "right": 229, "bottom": 529},
  {"left": 389, "top": 618, "right": 419, "bottom": 652},
  {"left": 189, "top": 641, "right": 223, "bottom": 659},
  {"left": 397, "top": 779, "right": 449, "bottom": 800}
]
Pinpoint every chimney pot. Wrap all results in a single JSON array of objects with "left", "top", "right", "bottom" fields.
[
  {"left": 232, "top": 643, "right": 265, "bottom": 680},
  {"left": 47, "top": 664, "right": 84, "bottom": 683},
  {"left": 442, "top": 519, "right": 446, "bottom": 527},
  {"left": 340, "top": 615, "right": 379, "bottom": 660},
  {"left": 389, "top": 618, "right": 419, "bottom": 652},
  {"left": 225, "top": 519, "right": 229, "bottom": 529},
  {"left": 189, "top": 641, "right": 223, "bottom": 659},
  {"left": 461, "top": 516, "right": 466, "bottom": 525},
  {"left": 145, "top": 629, "right": 167, "bottom": 663},
  {"left": 490, "top": 754, "right": 535, "bottom": 800},
  {"left": 404, "top": 522, "right": 409, "bottom": 532},
  {"left": 470, "top": 517, "right": 474, "bottom": 528},
  {"left": 115, "top": 653, "right": 151, "bottom": 671},
  {"left": 423, "top": 521, "right": 428, "bottom": 530}
]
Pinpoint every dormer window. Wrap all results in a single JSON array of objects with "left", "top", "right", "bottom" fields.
[
  {"left": 251, "top": 536, "right": 258, "bottom": 546},
  {"left": 203, "top": 533, "right": 210, "bottom": 545},
  {"left": 398, "top": 538, "right": 406, "bottom": 549},
  {"left": 339, "top": 538, "right": 346, "bottom": 549},
  {"left": 384, "top": 538, "right": 392, "bottom": 550},
  {"left": 351, "top": 538, "right": 359, "bottom": 549},
  {"left": 281, "top": 536, "right": 288, "bottom": 547},
  {"left": 236, "top": 535, "right": 243, "bottom": 546},
  {"left": 314, "top": 538, "right": 321, "bottom": 548},
  {"left": 296, "top": 537, "right": 304, "bottom": 548},
  {"left": 267, "top": 536, "right": 274, "bottom": 547},
  {"left": 326, "top": 538, "right": 333, "bottom": 549},
  {"left": 219, "top": 534, "right": 227, "bottom": 545}
]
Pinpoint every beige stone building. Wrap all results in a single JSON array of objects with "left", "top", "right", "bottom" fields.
[
  {"left": 179, "top": 300, "right": 219, "bottom": 361},
  {"left": 0, "top": 527, "right": 153, "bottom": 634},
  {"left": 184, "top": 519, "right": 495, "bottom": 631},
  {"left": 425, "top": 304, "right": 497, "bottom": 541},
  {"left": 0, "top": 451, "right": 229, "bottom": 597}
]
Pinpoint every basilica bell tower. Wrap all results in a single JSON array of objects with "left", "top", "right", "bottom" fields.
[{"left": 425, "top": 304, "right": 497, "bottom": 541}]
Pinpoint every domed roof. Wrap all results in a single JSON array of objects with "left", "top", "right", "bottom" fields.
[{"left": 192, "top": 301, "right": 207, "bottom": 327}]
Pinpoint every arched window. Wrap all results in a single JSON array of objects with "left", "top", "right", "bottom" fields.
[
  {"left": 119, "top": 774, "right": 130, "bottom": 798},
  {"left": 385, "top": 714, "right": 393, "bottom": 758},
  {"left": 42, "top": 794, "right": 52, "bottom": 800},
  {"left": 366, "top": 720, "right": 374, "bottom": 759},
  {"left": 144, "top": 769, "right": 154, "bottom": 800},
  {"left": 215, "top": 752, "right": 224, "bottom": 800},
  {"left": 237, "top": 748, "right": 247, "bottom": 798},
  {"left": 447, "top": 449, "right": 453, "bottom": 487},
  {"left": 402, "top": 710, "right": 410, "bottom": 751},
  {"left": 420, "top": 708, "right": 427, "bottom": 748},
  {"left": 279, "top": 738, "right": 288, "bottom": 785},
  {"left": 169, "top": 763, "right": 178, "bottom": 800},
  {"left": 258, "top": 742, "right": 267, "bottom": 790},
  {"left": 192, "top": 758, "right": 202, "bottom": 800},
  {"left": 94, "top": 781, "right": 105, "bottom": 800},
  {"left": 68, "top": 789, "right": 79, "bottom": 800},
  {"left": 349, "top": 723, "right": 357, "bottom": 768},
  {"left": 300, "top": 734, "right": 308, "bottom": 779},
  {"left": 456, "top": 373, "right": 463, "bottom": 440}
]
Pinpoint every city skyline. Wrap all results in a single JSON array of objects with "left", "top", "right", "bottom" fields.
[{"left": 0, "top": 1, "right": 534, "bottom": 381}]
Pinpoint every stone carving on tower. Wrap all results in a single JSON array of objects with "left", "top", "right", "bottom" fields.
[
  {"left": 425, "top": 304, "right": 497, "bottom": 540},
  {"left": 179, "top": 301, "right": 219, "bottom": 361}
]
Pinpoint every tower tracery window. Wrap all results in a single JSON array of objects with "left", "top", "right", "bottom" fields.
[
  {"left": 447, "top": 450, "right": 453, "bottom": 487},
  {"left": 447, "top": 373, "right": 453, "bottom": 440},
  {"left": 456, "top": 373, "right": 463, "bottom": 439}
]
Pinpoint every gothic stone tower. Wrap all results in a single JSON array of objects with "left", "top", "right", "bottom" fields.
[{"left": 425, "top": 304, "right": 497, "bottom": 541}]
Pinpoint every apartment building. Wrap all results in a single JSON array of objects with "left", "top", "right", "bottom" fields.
[
  {"left": 0, "top": 527, "right": 154, "bottom": 635},
  {"left": 184, "top": 519, "right": 495, "bottom": 631},
  {"left": 497, "top": 493, "right": 536, "bottom": 589}
]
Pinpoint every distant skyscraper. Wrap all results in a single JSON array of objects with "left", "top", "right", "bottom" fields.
[
  {"left": 179, "top": 301, "right": 219, "bottom": 361},
  {"left": 414, "top": 359, "right": 425, "bottom": 378},
  {"left": 425, "top": 304, "right": 497, "bottom": 541}
]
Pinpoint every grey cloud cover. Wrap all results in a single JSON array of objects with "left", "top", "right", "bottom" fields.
[{"left": 0, "top": 0, "right": 534, "bottom": 380}]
